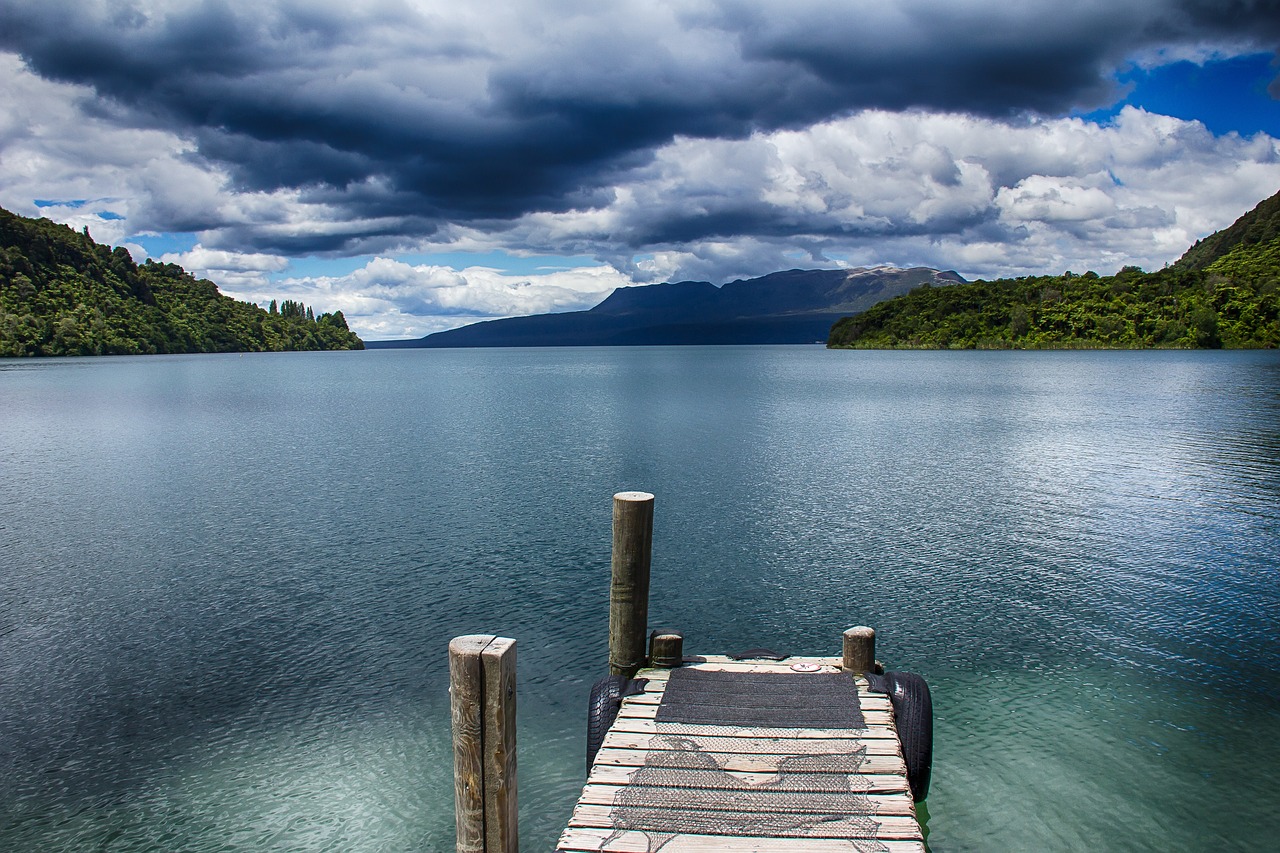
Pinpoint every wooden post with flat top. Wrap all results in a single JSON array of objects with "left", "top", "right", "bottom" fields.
[
  {"left": 609, "top": 491, "right": 654, "bottom": 678},
  {"left": 843, "top": 625, "right": 876, "bottom": 673},
  {"left": 449, "top": 634, "right": 518, "bottom": 853},
  {"left": 648, "top": 628, "right": 683, "bottom": 668}
]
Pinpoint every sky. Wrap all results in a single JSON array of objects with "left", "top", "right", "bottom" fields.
[{"left": 2, "top": 1, "right": 1279, "bottom": 340}]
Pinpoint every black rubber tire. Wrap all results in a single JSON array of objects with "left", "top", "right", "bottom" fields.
[
  {"left": 586, "top": 674, "right": 629, "bottom": 773},
  {"left": 884, "top": 671, "right": 933, "bottom": 802}
]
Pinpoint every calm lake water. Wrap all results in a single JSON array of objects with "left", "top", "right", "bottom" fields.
[{"left": 1, "top": 346, "right": 1277, "bottom": 851}]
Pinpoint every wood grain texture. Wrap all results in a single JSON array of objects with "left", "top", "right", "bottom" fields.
[
  {"left": 575, "top": 785, "right": 917, "bottom": 815},
  {"left": 557, "top": 828, "right": 927, "bottom": 852},
  {"left": 842, "top": 628, "right": 876, "bottom": 674},
  {"left": 609, "top": 492, "right": 654, "bottom": 677},
  {"left": 585, "top": 765, "right": 911, "bottom": 794},
  {"left": 481, "top": 637, "right": 518, "bottom": 853},
  {"left": 567, "top": 807, "right": 923, "bottom": 839},
  {"left": 449, "top": 635, "right": 493, "bottom": 853}
]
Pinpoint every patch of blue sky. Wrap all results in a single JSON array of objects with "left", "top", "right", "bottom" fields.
[
  {"left": 34, "top": 199, "right": 125, "bottom": 219},
  {"left": 394, "top": 251, "right": 602, "bottom": 274},
  {"left": 127, "top": 231, "right": 198, "bottom": 258},
  {"left": 1081, "top": 53, "right": 1280, "bottom": 138},
  {"left": 274, "top": 255, "right": 376, "bottom": 280},
  {"left": 270, "top": 250, "right": 601, "bottom": 282}
]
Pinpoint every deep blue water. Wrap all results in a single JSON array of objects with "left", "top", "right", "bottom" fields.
[{"left": 1, "top": 346, "right": 1277, "bottom": 851}]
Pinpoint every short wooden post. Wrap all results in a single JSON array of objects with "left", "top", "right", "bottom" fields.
[
  {"left": 449, "top": 635, "right": 518, "bottom": 853},
  {"left": 648, "top": 628, "right": 683, "bottom": 668},
  {"left": 609, "top": 491, "right": 654, "bottom": 678},
  {"left": 842, "top": 626, "right": 876, "bottom": 673}
]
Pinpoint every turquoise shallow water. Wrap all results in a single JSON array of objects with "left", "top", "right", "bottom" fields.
[{"left": 0, "top": 347, "right": 1277, "bottom": 851}]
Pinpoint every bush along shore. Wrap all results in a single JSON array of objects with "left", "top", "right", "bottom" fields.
[{"left": 829, "top": 189, "right": 1280, "bottom": 350}]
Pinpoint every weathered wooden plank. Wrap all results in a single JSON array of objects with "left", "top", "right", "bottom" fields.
[
  {"left": 615, "top": 702, "right": 894, "bottom": 727},
  {"left": 557, "top": 828, "right": 927, "bottom": 852},
  {"left": 566, "top": 806, "right": 923, "bottom": 840},
  {"left": 640, "top": 660, "right": 845, "bottom": 676},
  {"left": 680, "top": 655, "right": 844, "bottom": 666},
  {"left": 590, "top": 747, "right": 907, "bottom": 775},
  {"left": 622, "top": 691, "right": 893, "bottom": 712},
  {"left": 607, "top": 718, "right": 898, "bottom": 739},
  {"left": 661, "top": 664, "right": 846, "bottom": 676},
  {"left": 448, "top": 635, "right": 493, "bottom": 853},
  {"left": 638, "top": 671, "right": 869, "bottom": 690},
  {"left": 585, "top": 765, "right": 911, "bottom": 794},
  {"left": 601, "top": 731, "right": 902, "bottom": 755},
  {"left": 575, "top": 784, "right": 917, "bottom": 815},
  {"left": 480, "top": 637, "right": 517, "bottom": 853},
  {"left": 624, "top": 677, "right": 888, "bottom": 700}
]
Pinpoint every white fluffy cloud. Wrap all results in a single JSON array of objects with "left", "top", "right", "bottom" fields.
[
  {"left": 159, "top": 246, "right": 291, "bottom": 291},
  {"left": 214, "top": 259, "right": 630, "bottom": 340},
  {"left": 474, "top": 107, "right": 1280, "bottom": 283},
  {"left": 3, "top": 46, "right": 1280, "bottom": 338}
]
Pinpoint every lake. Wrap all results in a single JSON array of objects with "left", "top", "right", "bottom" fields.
[{"left": 1, "top": 346, "right": 1277, "bottom": 851}]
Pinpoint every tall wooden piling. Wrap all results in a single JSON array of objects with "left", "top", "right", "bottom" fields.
[
  {"left": 449, "top": 635, "right": 518, "bottom": 853},
  {"left": 843, "top": 625, "right": 876, "bottom": 673},
  {"left": 609, "top": 491, "right": 654, "bottom": 678}
]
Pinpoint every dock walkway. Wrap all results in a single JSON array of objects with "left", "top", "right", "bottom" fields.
[{"left": 556, "top": 654, "right": 926, "bottom": 853}]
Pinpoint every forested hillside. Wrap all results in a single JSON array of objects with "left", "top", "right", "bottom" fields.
[
  {"left": 829, "top": 190, "right": 1280, "bottom": 349},
  {"left": 0, "top": 207, "right": 363, "bottom": 356}
]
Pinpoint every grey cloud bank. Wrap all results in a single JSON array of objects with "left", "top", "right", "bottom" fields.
[{"left": 1, "top": 0, "right": 1279, "bottom": 337}]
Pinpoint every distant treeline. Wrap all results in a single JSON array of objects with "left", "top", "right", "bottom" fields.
[
  {"left": 0, "top": 206, "right": 363, "bottom": 357},
  {"left": 830, "top": 189, "right": 1280, "bottom": 350}
]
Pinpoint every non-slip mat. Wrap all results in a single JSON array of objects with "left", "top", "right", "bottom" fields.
[{"left": 654, "top": 667, "right": 865, "bottom": 728}]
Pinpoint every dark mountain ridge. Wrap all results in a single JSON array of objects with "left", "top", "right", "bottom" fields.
[{"left": 369, "top": 266, "right": 964, "bottom": 348}]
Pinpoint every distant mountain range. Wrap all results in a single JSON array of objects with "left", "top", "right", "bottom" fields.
[{"left": 368, "top": 266, "right": 965, "bottom": 348}]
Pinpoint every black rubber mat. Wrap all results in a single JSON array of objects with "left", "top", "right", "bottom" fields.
[{"left": 654, "top": 668, "right": 865, "bottom": 728}]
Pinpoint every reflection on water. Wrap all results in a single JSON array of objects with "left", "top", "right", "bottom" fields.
[{"left": 1, "top": 348, "right": 1277, "bottom": 851}]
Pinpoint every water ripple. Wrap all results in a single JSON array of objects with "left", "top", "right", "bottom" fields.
[{"left": 1, "top": 348, "right": 1278, "bottom": 850}]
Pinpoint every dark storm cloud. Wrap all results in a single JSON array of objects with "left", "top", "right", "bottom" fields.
[{"left": 3, "top": 0, "right": 1278, "bottom": 253}]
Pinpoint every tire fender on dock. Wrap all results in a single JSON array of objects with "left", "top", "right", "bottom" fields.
[
  {"left": 586, "top": 674, "right": 630, "bottom": 773},
  {"left": 882, "top": 671, "right": 933, "bottom": 802}
]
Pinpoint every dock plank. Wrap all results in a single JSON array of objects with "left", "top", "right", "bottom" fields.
[
  {"left": 615, "top": 703, "right": 895, "bottom": 727},
  {"left": 557, "top": 828, "right": 927, "bottom": 852},
  {"left": 607, "top": 718, "right": 895, "bottom": 739},
  {"left": 585, "top": 765, "right": 911, "bottom": 794},
  {"left": 601, "top": 732, "right": 903, "bottom": 755},
  {"left": 576, "top": 785, "right": 917, "bottom": 816},
  {"left": 590, "top": 747, "right": 908, "bottom": 775},
  {"left": 624, "top": 691, "right": 893, "bottom": 712},
  {"left": 567, "top": 806, "right": 923, "bottom": 839}
]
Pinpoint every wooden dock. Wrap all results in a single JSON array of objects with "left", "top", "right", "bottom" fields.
[
  {"left": 555, "top": 654, "right": 925, "bottom": 853},
  {"left": 448, "top": 492, "right": 931, "bottom": 853}
]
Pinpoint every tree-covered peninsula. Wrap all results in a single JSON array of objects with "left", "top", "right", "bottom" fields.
[
  {"left": 829, "top": 189, "right": 1280, "bottom": 350},
  {"left": 0, "top": 206, "right": 363, "bottom": 356}
]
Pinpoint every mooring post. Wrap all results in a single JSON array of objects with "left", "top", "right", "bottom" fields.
[
  {"left": 648, "top": 628, "right": 684, "bottom": 668},
  {"left": 449, "top": 634, "right": 518, "bottom": 853},
  {"left": 609, "top": 490, "right": 654, "bottom": 678},
  {"left": 842, "top": 625, "right": 876, "bottom": 673}
]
